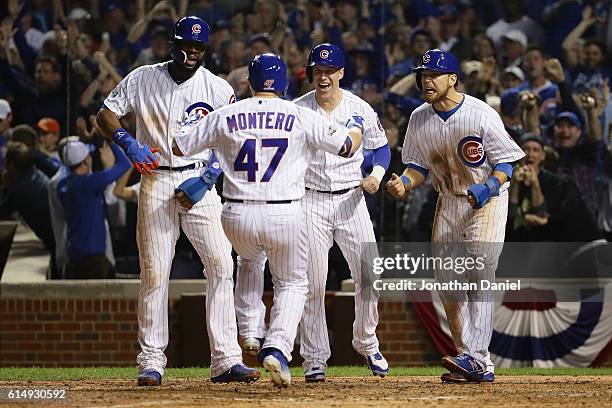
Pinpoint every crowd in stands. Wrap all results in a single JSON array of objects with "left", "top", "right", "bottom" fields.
[{"left": 0, "top": 0, "right": 611, "bottom": 280}]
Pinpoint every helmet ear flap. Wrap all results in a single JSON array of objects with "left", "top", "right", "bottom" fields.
[
  {"left": 307, "top": 66, "right": 313, "bottom": 83},
  {"left": 416, "top": 71, "right": 423, "bottom": 91}
]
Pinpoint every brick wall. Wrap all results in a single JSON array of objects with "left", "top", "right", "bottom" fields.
[
  {"left": 376, "top": 302, "right": 440, "bottom": 365},
  {"left": 0, "top": 299, "right": 180, "bottom": 367},
  {"left": 1, "top": 296, "right": 610, "bottom": 367}
]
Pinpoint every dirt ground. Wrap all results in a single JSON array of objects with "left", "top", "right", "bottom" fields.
[{"left": 1, "top": 376, "right": 611, "bottom": 408}]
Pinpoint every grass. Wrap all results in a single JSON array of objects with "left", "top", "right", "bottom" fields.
[{"left": 0, "top": 366, "right": 611, "bottom": 381}]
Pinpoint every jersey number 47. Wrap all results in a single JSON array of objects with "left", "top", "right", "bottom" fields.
[{"left": 234, "top": 138, "right": 288, "bottom": 182}]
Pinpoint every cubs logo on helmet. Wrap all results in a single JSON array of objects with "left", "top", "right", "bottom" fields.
[
  {"left": 457, "top": 135, "right": 486, "bottom": 167},
  {"left": 306, "top": 43, "right": 345, "bottom": 82},
  {"left": 413, "top": 49, "right": 460, "bottom": 91},
  {"left": 170, "top": 16, "right": 209, "bottom": 69}
]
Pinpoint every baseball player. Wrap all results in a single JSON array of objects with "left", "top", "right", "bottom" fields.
[
  {"left": 386, "top": 49, "right": 524, "bottom": 383},
  {"left": 172, "top": 53, "right": 366, "bottom": 388},
  {"left": 96, "top": 16, "right": 259, "bottom": 386},
  {"left": 234, "top": 43, "right": 391, "bottom": 382}
]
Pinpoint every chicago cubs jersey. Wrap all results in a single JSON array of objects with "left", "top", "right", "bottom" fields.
[
  {"left": 175, "top": 97, "right": 348, "bottom": 201},
  {"left": 402, "top": 94, "right": 524, "bottom": 196},
  {"left": 294, "top": 89, "right": 388, "bottom": 191},
  {"left": 103, "top": 62, "right": 235, "bottom": 167}
]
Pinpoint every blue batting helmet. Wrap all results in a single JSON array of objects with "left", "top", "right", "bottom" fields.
[
  {"left": 306, "top": 43, "right": 345, "bottom": 82},
  {"left": 248, "top": 53, "right": 288, "bottom": 95},
  {"left": 170, "top": 16, "right": 209, "bottom": 69},
  {"left": 413, "top": 49, "right": 460, "bottom": 90}
]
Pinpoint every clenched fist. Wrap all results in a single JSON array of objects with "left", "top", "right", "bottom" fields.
[
  {"left": 361, "top": 175, "right": 380, "bottom": 194},
  {"left": 386, "top": 173, "right": 410, "bottom": 199}
]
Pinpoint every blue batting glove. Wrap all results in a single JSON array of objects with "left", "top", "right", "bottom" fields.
[
  {"left": 174, "top": 158, "right": 223, "bottom": 206},
  {"left": 467, "top": 177, "right": 501, "bottom": 209},
  {"left": 113, "top": 128, "right": 159, "bottom": 175},
  {"left": 346, "top": 113, "right": 365, "bottom": 132}
]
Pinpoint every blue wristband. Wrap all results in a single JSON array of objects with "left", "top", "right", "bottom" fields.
[
  {"left": 485, "top": 176, "right": 501, "bottom": 197},
  {"left": 400, "top": 175, "right": 411, "bottom": 188}
]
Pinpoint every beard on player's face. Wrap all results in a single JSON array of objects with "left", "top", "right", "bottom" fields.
[{"left": 421, "top": 72, "right": 453, "bottom": 104}]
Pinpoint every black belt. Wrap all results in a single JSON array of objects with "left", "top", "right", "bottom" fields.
[
  {"left": 226, "top": 198, "right": 294, "bottom": 204},
  {"left": 156, "top": 162, "right": 205, "bottom": 171},
  {"left": 305, "top": 186, "right": 357, "bottom": 195}
]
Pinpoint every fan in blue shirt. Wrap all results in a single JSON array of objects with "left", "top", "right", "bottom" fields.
[{"left": 58, "top": 140, "right": 130, "bottom": 279}]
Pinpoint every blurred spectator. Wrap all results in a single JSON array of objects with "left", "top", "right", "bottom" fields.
[
  {"left": 387, "top": 28, "right": 433, "bottom": 86},
  {"left": 486, "top": 0, "right": 544, "bottom": 48},
  {"left": 508, "top": 132, "right": 601, "bottom": 241},
  {"left": 434, "top": 4, "right": 473, "bottom": 61},
  {"left": 501, "top": 29, "right": 527, "bottom": 68},
  {"left": 0, "top": 99, "right": 13, "bottom": 172},
  {"left": 130, "top": 26, "right": 171, "bottom": 70},
  {"left": 553, "top": 111, "right": 612, "bottom": 220},
  {"left": 58, "top": 140, "right": 130, "bottom": 279},
  {"left": 570, "top": 39, "right": 610, "bottom": 95},
  {"left": 0, "top": 41, "right": 66, "bottom": 130},
  {"left": 11, "top": 124, "right": 59, "bottom": 178},
  {"left": 542, "top": 0, "right": 584, "bottom": 59},
  {"left": 226, "top": 34, "right": 273, "bottom": 100},
  {"left": 471, "top": 33, "right": 497, "bottom": 61},
  {"left": 346, "top": 48, "right": 382, "bottom": 108},
  {"left": 100, "top": 1, "right": 130, "bottom": 73},
  {"left": 0, "top": 141, "right": 54, "bottom": 255},
  {"left": 35, "top": 117, "right": 60, "bottom": 165},
  {"left": 501, "top": 66, "right": 525, "bottom": 90},
  {"left": 511, "top": 46, "right": 559, "bottom": 126}
]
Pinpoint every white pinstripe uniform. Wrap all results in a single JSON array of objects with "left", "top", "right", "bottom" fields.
[
  {"left": 402, "top": 94, "right": 524, "bottom": 372},
  {"left": 234, "top": 89, "right": 388, "bottom": 371},
  {"left": 103, "top": 61, "right": 241, "bottom": 377},
  {"left": 174, "top": 96, "right": 352, "bottom": 362}
]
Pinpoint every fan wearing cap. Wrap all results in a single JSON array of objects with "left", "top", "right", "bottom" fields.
[
  {"left": 36, "top": 117, "right": 60, "bottom": 162},
  {"left": 508, "top": 132, "right": 600, "bottom": 241},
  {"left": 501, "top": 29, "right": 527, "bottom": 68},
  {"left": 553, "top": 111, "right": 612, "bottom": 221},
  {"left": 48, "top": 137, "right": 117, "bottom": 279},
  {"left": 56, "top": 140, "right": 130, "bottom": 279},
  {"left": 10, "top": 124, "right": 59, "bottom": 178}
]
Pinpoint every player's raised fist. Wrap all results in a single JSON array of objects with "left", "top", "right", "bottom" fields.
[{"left": 386, "top": 173, "right": 407, "bottom": 199}]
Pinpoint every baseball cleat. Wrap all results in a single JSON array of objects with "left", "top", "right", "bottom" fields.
[
  {"left": 304, "top": 367, "right": 326, "bottom": 382},
  {"left": 211, "top": 364, "right": 260, "bottom": 383},
  {"left": 138, "top": 369, "right": 162, "bottom": 386},
  {"left": 242, "top": 337, "right": 264, "bottom": 357},
  {"left": 441, "top": 371, "right": 495, "bottom": 383},
  {"left": 441, "top": 353, "right": 486, "bottom": 382},
  {"left": 366, "top": 352, "right": 389, "bottom": 377},
  {"left": 260, "top": 348, "right": 291, "bottom": 388}
]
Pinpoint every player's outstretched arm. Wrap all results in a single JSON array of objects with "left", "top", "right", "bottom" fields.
[
  {"left": 386, "top": 168, "right": 425, "bottom": 200},
  {"left": 96, "top": 108, "right": 159, "bottom": 175}
]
